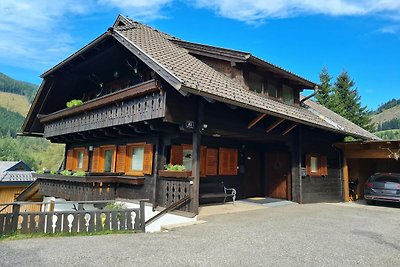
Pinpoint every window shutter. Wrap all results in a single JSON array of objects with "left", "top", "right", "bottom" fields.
[
  {"left": 206, "top": 148, "right": 218, "bottom": 176},
  {"left": 320, "top": 156, "right": 328, "bottom": 176},
  {"left": 170, "top": 145, "right": 183, "bottom": 165},
  {"left": 306, "top": 154, "right": 311, "bottom": 176},
  {"left": 200, "top": 146, "right": 207, "bottom": 177},
  {"left": 229, "top": 148, "right": 238, "bottom": 175},
  {"left": 91, "top": 147, "right": 100, "bottom": 172},
  {"left": 143, "top": 144, "right": 154, "bottom": 175},
  {"left": 82, "top": 148, "right": 89, "bottom": 171},
  {"left": 219, "top": 148, "right": 238, "bottom": 176},
  {"left": 116, "top": 145, "right": 126, "bottom": 173},
  {"left": 65, "top": 149, "right": 74, "bottom": 170}
]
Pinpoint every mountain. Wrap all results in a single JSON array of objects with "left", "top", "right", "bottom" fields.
[
  {"left": 370, "top": 98, "right": 400, "bottom": 140},
  {"left": 0, "top": 72, "right": 38, "bottom": 102},
  {"left": 0, "top": 92, "right": 31, "bottom": 116}
]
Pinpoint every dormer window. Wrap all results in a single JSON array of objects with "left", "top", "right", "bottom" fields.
[
  {"left": 248, "top": 72, "right": 264, "bottom": 94},
  {"left": 267, "top": 82, "right": 278, "bottom": 98},
  {"left": 282, "top": 85, "right": 294, "bottom": 105}
]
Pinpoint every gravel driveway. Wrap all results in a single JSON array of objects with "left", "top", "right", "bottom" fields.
[{"left": 1, "top": 202, "right": 399, "bottom": 266}]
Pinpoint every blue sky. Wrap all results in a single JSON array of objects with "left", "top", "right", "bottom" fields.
[{"left": 0, "top": 1, "right": 399, "bottom": 110}]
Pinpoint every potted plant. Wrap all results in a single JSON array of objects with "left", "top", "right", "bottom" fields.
[{"left": 158, "top": 164, "right": 192, "bottom": 178}]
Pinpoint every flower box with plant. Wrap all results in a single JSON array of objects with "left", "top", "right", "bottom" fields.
[
  {"left": 158, "top": 164, "right": 192, "bottom": 178},
  {"left": 66, "top": 99, "right": 83, "bottom": 108}
]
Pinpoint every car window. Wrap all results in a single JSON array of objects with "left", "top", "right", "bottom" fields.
[{"left": 371, "top": 176, "right": 400, "bottom": 183}]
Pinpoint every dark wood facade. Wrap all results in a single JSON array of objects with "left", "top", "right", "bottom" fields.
[{"left": 22, "top": 21, "right": 367, "bottom": 215}]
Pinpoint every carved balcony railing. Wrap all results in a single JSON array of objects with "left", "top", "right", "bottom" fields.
[
  {"left": 34, "top": 173, "right": 145, "bottom": 201},
  {"left": 39, "top": 80, "right": 166, "bottom": 138},
  {"left": 156, "top": 175, "right": 193, "bottom": 213}
]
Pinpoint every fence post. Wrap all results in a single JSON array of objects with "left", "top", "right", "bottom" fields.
[
  {"left": 139, "top": 201, "right": 146, "bottom": 232},
  {"left": 11, "top": 204, "right": 20, "bottom": 233}
]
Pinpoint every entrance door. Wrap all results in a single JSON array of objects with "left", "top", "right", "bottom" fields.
[
  {"left": 244, "top": 149, "right": 262, "bottom": 197},
  {"left": 265, "top": 151, "right": 291, "bottom": 200}
]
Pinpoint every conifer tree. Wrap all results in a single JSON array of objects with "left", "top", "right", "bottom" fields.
[
  {"left": 316, "top": 67, "right": 334, "bottom": 109},
  {"left": 331, "top": 71, "right": 373, "bottom": 131}
]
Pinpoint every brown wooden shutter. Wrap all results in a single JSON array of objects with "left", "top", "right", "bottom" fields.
[
  {"left": 200, "top": 146, "right": 207, "bottom": 177},
  {"left": 218, "top": 147, "right": 229, "bottom": 175},
  {"left": 91, "top": 147, "right": 100, "bottom": 172},
  {"left": 219, "top": 148, "right": 238, "bottom": 176},
  {"left": 320, "top": 156, "right": 328, "bottom": 176},
  {"left": 65, "top": 149, "right": 74, "bottom": 170},
  {"left": 206, "top": 148, "right": 218, "bottom": 176},
  {"left": 306, "top": 154, "right": 311, "bottom": 176},
  {"left": 82, "top": 149, "right": 89, "bottom": 171},
  {"left": 170, "top": 145, "right": 183, "bottom": 165},
  {"left": 228, "top": 148, "right": 238, "bottom": 175},
  {"left": 116, "top": 145, "right": 126, "bottom": 173},
  {"left": 143, "top": 144, "right": 154, "bottom": 175}
]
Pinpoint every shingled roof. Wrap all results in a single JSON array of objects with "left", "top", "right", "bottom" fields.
[{"left": 111, "top": 16, "right": 378, "bottom": 140}]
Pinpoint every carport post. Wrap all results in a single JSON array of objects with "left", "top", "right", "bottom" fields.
[{"left": 342, "top": 154, "right": 350, "bottom": 202}]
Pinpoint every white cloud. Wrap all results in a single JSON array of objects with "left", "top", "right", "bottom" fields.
[
  {"left": 0, "top": 0, "right": 172, "bottom": 73},
  {"left": 193, "top": 0, "right": 400, "bottom": 23}
]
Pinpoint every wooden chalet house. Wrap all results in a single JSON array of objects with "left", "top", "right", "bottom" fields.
[{"left": 21, "top": 15, "right": 378, "bottom": 215}]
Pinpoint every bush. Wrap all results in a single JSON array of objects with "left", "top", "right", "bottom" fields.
[{"left": 66, "top": 99, "right": 83, "bottom": 108}]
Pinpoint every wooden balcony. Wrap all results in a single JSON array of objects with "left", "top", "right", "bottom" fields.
[
  {"left": 34, "top": 173, "right": 145, "bottom": 201},
  {"left": 39, "top": 80, "right": 166, "bottom": 138}
]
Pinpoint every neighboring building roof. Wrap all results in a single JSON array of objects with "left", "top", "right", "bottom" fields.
[
  {"left": 0, "top": 161, "right": 35, "bottom": 185},
  {"left": 0, "top": 171, "right": 35, "bottom": 183},
  {"left": 0, "top": 161, "right": 32, "bottom": 172}
]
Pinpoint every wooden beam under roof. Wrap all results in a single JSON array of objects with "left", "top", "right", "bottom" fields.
[
  {"left": 266, "top": 118, "right": 285, "bottom": 133},
  {"left": 248, "top": 113, "right": 267, "bottom": 129},
  {"left": 282, "top": 123, "right": 299, "bottom": 135}
]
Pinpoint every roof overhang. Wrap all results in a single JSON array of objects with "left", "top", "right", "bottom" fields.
[{"left": 335, "top": 140, "right": 400, "bottom": 159}]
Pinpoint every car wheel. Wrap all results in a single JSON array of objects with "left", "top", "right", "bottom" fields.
[{"left": 366, "top": 200, "right": 375, "bottom": 205}]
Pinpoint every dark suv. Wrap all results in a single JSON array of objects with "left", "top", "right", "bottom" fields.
[{"left": 364, "top": 173, "right": 400, "bottom": 205}]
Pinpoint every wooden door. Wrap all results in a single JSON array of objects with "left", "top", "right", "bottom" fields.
[
  {"left": 244, "top": 149, "right": 262, "bottom": 197},
  {"left": 265, "top": 151, "right": 291, "bottom": 200}
]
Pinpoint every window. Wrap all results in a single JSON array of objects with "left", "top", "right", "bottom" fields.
[
  {"left": 91, "top": 143, "right": 153, "bottom": 175},
  {"left": 92, "top": 145, "right": 116, "bottom": 173},
  {"left": 248, "top": 72, "right": 264, "bottom": 94},
  {"left": 170, "top": 144, "right": 207, "bottom": 176},
  {"left": 306, "top": 154, "right": 327, "bottom": 176},
  {"left": 182, "top": 145, "right": 193, "bottom": 171},
  {"left": 77, "top": 151, "right": 84, "bottom": 169},
  {"left": 104, "top": 149, "right": 114, "bottom": 172},
  {"left": 65, "top": 147, "right": 89, "bottom": 171},
  {"left": 267, "top": 82, "right": 278, "bottom": 98},
  {"left": 282, "top": 85, "right": 294, "bottom": 105}
]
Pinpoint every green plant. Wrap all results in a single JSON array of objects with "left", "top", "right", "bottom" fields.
[
  {"left": 105, "top": 202, "right": 126, "bottom": 210},
  {"left": 36, "top": 169, "right": 44, "bottom": 174},
  {"left": 164, "top": 163, "right": 186, "bottom": 171},
  {"left": 50, "top": 169, "right": 58, "bottom": 175},
  {"left": 66, "top": 99, "right": 83, "bottom": 108},
  {"left": 73, "top": 170, "right": 86, "bottom": 177},
  {"left": 60, "top": 170, "right": 72, "bottom": 176}
]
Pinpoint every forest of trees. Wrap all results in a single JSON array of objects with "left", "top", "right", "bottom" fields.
[
  {"left": 376, "top": 118, "right": 400, "bottom": 131},
  {"left": 0, "top": 107, "right": 25, "bottom": 137},
  {"left": 0, "top": 72, "right": 38, "bottom": 102},
  {"left": 374, "top": 98, "right": 400, "bottom": 114},
  {"left": 315, "top": 68, "right": 373, "bottom": 131}
]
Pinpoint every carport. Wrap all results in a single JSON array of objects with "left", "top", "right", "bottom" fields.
[{"left": 336, "top": 140, "right": 400, "bottom": 201}]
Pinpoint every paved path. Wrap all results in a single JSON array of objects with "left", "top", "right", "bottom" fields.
[{"left": 1, "top": 203, "right": 399, "bottom": 266}]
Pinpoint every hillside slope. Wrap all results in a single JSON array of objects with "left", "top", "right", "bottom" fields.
[
  {"left": 371, "top": 105, "right": 400, "bottom": 127},
  {"left": 0, "top": 92, "right": 31, "bottom": 116},
  {"left": 0, "top": 73, "right": 38, "bottom": 102}
]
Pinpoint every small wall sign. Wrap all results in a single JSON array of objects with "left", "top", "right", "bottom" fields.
[{"left": 185, "top": 120, "right": 195, "bottom": 129}]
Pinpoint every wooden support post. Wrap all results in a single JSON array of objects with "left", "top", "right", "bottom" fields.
[
  {"left": 247, "top": 113, "right": 267, "bottom": 129},
  {"left": 139, "top": 201, "right": 146, "bottom": 231},
  {"left": 11, "top": 204, "right": 20, "bottom": 233},
  {"left": 191, "top": 99, "right": 204, "bottom": 215},
  {"left": 343, "top": 154, "right": 350, "bottom": 202},
  {"left": 266, "top": 118, "right": 285, "bottom": 133}
]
